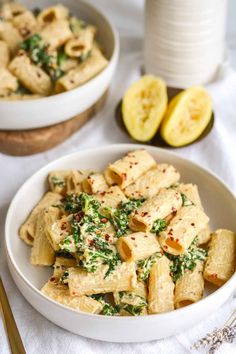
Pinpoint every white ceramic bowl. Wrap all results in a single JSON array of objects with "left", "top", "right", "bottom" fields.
[
  {"left": 0, "top": 0, "right": 119, "bottom": 130},
  {"left": 5, "top": 144, "right": 236, "bottom": 343}
]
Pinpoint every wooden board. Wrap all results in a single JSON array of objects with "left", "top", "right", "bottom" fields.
[{"left": 0, "top": 91, "right": 107, "bottom": 156}]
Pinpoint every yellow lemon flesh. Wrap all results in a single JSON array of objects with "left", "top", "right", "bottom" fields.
[
  {"left": 122, "top": 75, "right": 168, "bottom": 142},
  {"left": 160, "top": 86, "right": 213, "bottom": 147}
]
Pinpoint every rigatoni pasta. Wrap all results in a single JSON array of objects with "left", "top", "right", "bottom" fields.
[
  {"left": 148, "top": 256, "right": 175, "bottom": 314},
  {"left": 159, "top": 206, "right": 209, "bottom": 255},
  {"left": 0, "top": 2, "right": 108, "bottom": 100},
  {"left": 0, "top": 40, "right": 10, "bottom": 67},
  {"left": 19, "top": 149, "right": 236, "bottom": 316},
  {"left": 124, "top": 164, "right": 180, "bottom": 199},
  {"left": 174, "top": 260, "right": 204, "bottom": 308},
  {"left": 203, "top": 229, "right": 236, "bottom": 286}
]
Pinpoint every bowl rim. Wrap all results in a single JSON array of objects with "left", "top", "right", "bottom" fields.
[
  {"left": 0, "top": 0, "right": 119, "bottom": 105},
  {"left": 5, "top": 143, "right": 236, "bottom": 321}
]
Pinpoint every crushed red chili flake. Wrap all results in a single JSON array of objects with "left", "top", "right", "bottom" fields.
[
  {"left": 61, "top": 222, "right": 67, "bottom": 230},
  {"left": 50, "top": 277, "right": 56, "bottom": 282},
  {"left": 121, "top": 173, "right": 127, "bottom": 180},
  {"left": 105, "top": 234, "right": 110, "bottom": 241},
  {"left": 131, "top": 237, "right": 136, "bottom": 240},
  {"left": 176, "top": 239, "right": 179, "bottom": 242},
  {"left": 171, "top": 207, "right": 176, "bottom": 212},
  {"left": 170, "top": 236, "right": 174, "bottom": 241},
  {"left": 191, "top": 223, "right": 195, "bottom": 226},
  {"left": 101, "top": 218, "right": 108, "bottom": 223},
  {"left": 163, "top": 245, "right": 168, "bottom": 249},
  {"left": 211, "top": 273, "right": 218, "bottom": 279},
  {"left": 141, "top": 212, "right": 148, "bottom": 217},
  {"left": 75, "top": 211, "right": 84, "bottom": 222}
]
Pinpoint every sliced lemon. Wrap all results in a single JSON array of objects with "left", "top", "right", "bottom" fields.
[
  {"left": 122, "top": 75, "right": 168, "bottom": 142},
  {"left": 160, "top": 86, "right": 213, "bottom": 147}
]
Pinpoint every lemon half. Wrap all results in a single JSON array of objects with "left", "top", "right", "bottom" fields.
[
  {"left": 160, "top": 86, "right": 213, "bottom": 147},
  {"left": 122, "top": 75, "right": 168, "bottom": 142}
]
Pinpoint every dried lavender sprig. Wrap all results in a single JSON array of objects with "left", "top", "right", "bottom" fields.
[{"left": 192, "top": 324, "right": 236, "bottom": 354}]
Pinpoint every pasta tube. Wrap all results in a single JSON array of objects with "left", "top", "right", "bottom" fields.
[
  {"left": 148, "top": 256, "right": 175, "bottom": 314},
  {"left": 19, "top": 192, "right": 62, "bottom": 245},
  {"left": 30, "top": 210, "right": 55, "bottom": 266},
  {"left": 96, "top": 185, "right": 128, "bottom": 209},
  {"left": 66, "top": 170, "right": 92, "bottom": 194},
  {"left": 106, "top": 149, "right": 156, "bottom": 189},
  {"left": 0, "top": 40, "right": 10, "bottom": 67},
  {"left": 124, "top": 164, "right": 180, "bottom": 199},
  {"left": 45, "top": 212, "right": 72, "bottom": 251},
  {"left": 114, "top": 281, "right": 148, "bottom": 316},
  {"left": 9, "top": 52, "right": 52, "bottom": 95},
  {"left": 174, "top": 183, "right": 202, "bottom": 208},
  {"left": 0, "top": 67, "right": 18, "bottom": 96},
  {"left": 55, "top": 47, "right": 108, "bottom": 92},
  {"left": 68, "top": 262, "right": 137, "bottom": 296},
  {"left": 0, "top": 21, "right": 22, "bottom": 53},
  {"left": 53, "top": 257, "right": 77, "bottom": 279},
  {"left": 117, "top": 232, "right": 160, "bottom": 261},
  {"left": 64, "top": 27, "right": 95, "bottom": 58},
  {"left": 37, "top": 4, "right": 69, "bottom": 27},
  {"left": 159, "top": 206, "right": 209, "bottom": 255},
  {"left": 174, "top": 260, "right": 204, "bottom": 308},
  {"left": 203, "top": 229, "right": 236, "bottom": 286},
  {"left": 175, "top": 183, "right": 211, "bottom": 245},
  {"left": 12, "top": 11, "right": 37, "bottom": 38},
  {"left": 40, "top": 19, "right": 72, "bottom": 49},
  {"left": 129, "top": 188, "right": 182, "bottom": 232},
  {"left": 42, "top": 279, "right": 102, "bottom": 314},
  {"left": 82, "top": 173, "right": 108, "bottom": 194},
  {"left": 0, "top": 3, "right": 26, "bottom": 20}
]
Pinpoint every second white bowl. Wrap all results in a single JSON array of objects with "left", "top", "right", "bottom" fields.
[{"left": 0, "top": 0, "right": 119, "bottom": 130}]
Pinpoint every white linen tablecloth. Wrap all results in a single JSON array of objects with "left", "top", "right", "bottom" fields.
[{"left": 0, "top": 1, "right": 236, "bottom": 353}]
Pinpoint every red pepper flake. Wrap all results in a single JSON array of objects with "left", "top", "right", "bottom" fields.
[
  {"left": 171, "top": 207, "right": 176, "bottom": 212},
  {"left": 170, "top": 236, "right": 174, "bottom": 241},
  {"left": 211, "top": 273, "right": 218, "bottom": 279},
  {"left": 105, "top": 234, "right": 110, "bottom": 241},
  {"left": 61, "top": 222, "right": 67, "bottom": 230},
  {"left": 131, "top": 237, "right": 136, "bottom": 240},
  {"left": 121, "top": 173, "right": 127, "bottom": 180},
  {"left": 101, "top": 218, "right": 108, "bottom": 223},
  {"left": 141, "top": 212, "right": 148, "bottom": 217},
  {"left": 50, "top": 277, "right": 56, "bottom": 282},
  {"left": 191, "top": 223, "right": 195, "bottom": 226},
  {"left": 176, "top": 239, "right": 179, "bottom": 243},
  {"left": 75, "top": 211, "right": 84, "bottom": 222},
  {"left": 163, "top": 245, "right": 168, "bottom": 249}
]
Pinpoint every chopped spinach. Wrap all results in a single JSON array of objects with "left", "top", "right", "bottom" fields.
[
  {"left": 50, "top": 176, "right": 66, "bottom": 187},
  {"left": 137, "top": 252, "right": 161, "bottom": 281},
  {"left": 151, "top": 218, "right": 167, "bottom": 235},
  {"left": 91, "top": 294, "right": 120, "bottom": 316},
  {"left": 165, "top": 237, "right": 207, "bottom": 282},
  {"left": 32, "top": 7, "right": 41, "bottom": 17},
  {"left": 60, "top": 193, "right": 120, "bottom": 277},
  {"left": 117, "top": 292, "right": 147, "bottom": 316},
  {"left": 107, "top": 199, "right": 144, "bottom": 237},
  {"left": 20, "top": 34, "right": 65, "bottom": 81},
  {"left": 181, "top": 193, "right": 194, "bottom": 207}
]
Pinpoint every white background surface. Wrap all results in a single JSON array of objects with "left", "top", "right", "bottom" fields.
[{"left": 0, "top": 0, "right": 236, "bottom": 353}]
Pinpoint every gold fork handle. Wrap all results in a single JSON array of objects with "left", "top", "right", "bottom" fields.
[{"left": 0, "top": 277, "right": 26, "bottom": 354}]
